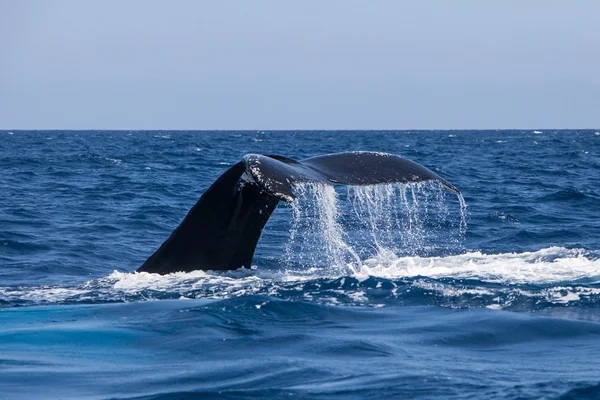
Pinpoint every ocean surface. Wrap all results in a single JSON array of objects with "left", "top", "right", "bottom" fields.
[{"left": 1, "top": 130, "right": 600, "bottom": 399}]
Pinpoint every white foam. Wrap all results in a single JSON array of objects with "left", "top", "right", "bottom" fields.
[
  {"left": 347, "top": 291, "right": 368, "bottom": 302},
  {"left": 3, "top": 286, "right": 88, "bottom": 303},
  {"left": 544, "top": 286, "right": 600, "bottom": 304},
  {"left": 1, "top": 247, "right": 598, "bottom": 307},
  {"left": 412, "top": 279, "right": 495, "bottom": 296},
  {"left": 353, "top": 246, "right": 600, "bottom": 284},
  {"left": 106, "top": 158, "right": 122, "bottom": 165}
]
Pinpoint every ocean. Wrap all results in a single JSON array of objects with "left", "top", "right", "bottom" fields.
[{"left": 1, "top": 130, "right": 599, "bottom": 399}]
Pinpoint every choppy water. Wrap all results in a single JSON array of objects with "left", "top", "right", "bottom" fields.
[{"left": 1, "top": 130, "right": 600, "bottom": 399}]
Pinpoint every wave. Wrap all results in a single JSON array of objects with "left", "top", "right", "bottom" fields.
[
  {"left": 1, "top": 247, "right": 599, "bottom": 312},
  {"left": 538, "top": 188, "right": 600, "bottom": 203}
]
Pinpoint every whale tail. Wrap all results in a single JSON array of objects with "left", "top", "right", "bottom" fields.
[{"left": 137, "top": 152, "right": 459, "bottom": 274}]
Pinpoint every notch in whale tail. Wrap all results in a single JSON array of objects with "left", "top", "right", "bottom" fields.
[{"left": 136, "top": 152, "right": 460, "bottom": 274}]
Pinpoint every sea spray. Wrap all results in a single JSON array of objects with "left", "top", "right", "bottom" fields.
[
  {"left": 284, "top": 182, "right": 360, "bottom": 276},
  {"left": 347, "top": 184, "right": 398, "bottom": 254},
  {"left": 345, "top": 181, "right": 467, "bottom": 259},
  {"left": 284, "top": 181, "right": 468, "bottom": 275}
]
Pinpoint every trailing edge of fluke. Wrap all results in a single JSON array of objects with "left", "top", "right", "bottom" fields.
[{"left": 137, "top": 152, "right": 460, "bottom": 275}]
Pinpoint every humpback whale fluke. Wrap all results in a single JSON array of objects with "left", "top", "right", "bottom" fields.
[{"left": 137, "top": 152, "right": 459, "bottom": 274}]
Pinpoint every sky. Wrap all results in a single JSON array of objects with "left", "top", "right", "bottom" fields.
[{"left": 1, "top": 0, "right": 599, "bottom": 130}]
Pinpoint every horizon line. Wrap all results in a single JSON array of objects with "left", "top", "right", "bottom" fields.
[{"left": 2, "top": 128, "right": 599, "bottom": 132}]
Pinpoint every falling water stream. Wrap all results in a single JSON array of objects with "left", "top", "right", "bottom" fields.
[{"left": 283, "top": 181, "right": 468, "bottom": 276}]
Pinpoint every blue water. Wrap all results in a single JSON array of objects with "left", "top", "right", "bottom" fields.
[{"left": 1, "top": 130, "right": 600, "bottom": 399}]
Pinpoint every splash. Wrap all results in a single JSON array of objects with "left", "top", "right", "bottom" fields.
[
  {"left": 284, "top": 183, "right": 360, "bottom": 276},
  {"left": 284, "top": 181, "right": 467, "bottom": 275},
  {"left": 1, "top": 247, "right": 598, "bottom": 310}
]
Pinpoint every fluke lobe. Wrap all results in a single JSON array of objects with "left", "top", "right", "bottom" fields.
[{"left": 137, "top": 152, "right": 459, "bottom": 274}]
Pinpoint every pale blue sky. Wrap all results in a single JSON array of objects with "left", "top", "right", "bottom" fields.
[{"left": 1, "top": 0, "right": 599, "bottom": 129}]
